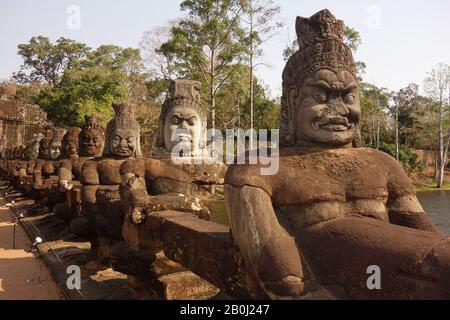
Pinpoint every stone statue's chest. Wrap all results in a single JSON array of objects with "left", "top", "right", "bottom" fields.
[
  {"left": 274, "top": 150, "right": 389, "bottom": 205},
  {"left": 73, "top": 157, "right": 90, "bottom": 180},
  {"left": 97, "top": 159, "right": 125, "bottom": 185},
  {"left": 43, "top": 161, "right": 58, "bottom": 176}
]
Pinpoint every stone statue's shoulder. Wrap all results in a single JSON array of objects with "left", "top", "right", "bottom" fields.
[
  {"left": 60, "top": 158, "right": 72, "bottom": 167},
  {"left": 145, "top": 157, "right": 195, "bottom": 182},
  {"left": 120, "top": 158, "right": 145, "bottom": 176},
  {"left": 82, "top": 157, "right": 102, "bottom": 167},
  {"left": 73, "top": 156, "right": 90, "bottom": 166},
  {"left": 355, "top": 148, "right": 405, "bottom": 170},
  {"left": 225, "top": 162, "right": 274, "bottom": 196},
  {"left": 81, "top": 157, "right": 101, "bottom": 185},
  {"left": 355, "top": 148, "right": 415, "bottom": 194}
]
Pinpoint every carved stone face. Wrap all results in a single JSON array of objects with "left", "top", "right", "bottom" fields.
[
  {"left": 79, "top": 130, "right": 104, "bottom": 157},
  {"left": 289, "top": 69, "right": 360, "bottom": 147},
  {"left": 61, "top": 136, "right": 78, "bottom": 159},
  {"left": 110, "top": 129, "right": 137, "bottom": 157},
  {"left": 163, "top": 106, "right": 202, "bottom": 153},
  {"left": 49, "top": 142, "right": 61, "bottom": 159}
]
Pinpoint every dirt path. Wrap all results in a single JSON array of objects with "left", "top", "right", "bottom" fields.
[{"left": 0, "top": 196, "right": 65, "bottom": 300}]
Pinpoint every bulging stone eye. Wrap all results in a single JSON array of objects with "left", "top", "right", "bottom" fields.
[
  {"left": 171, "top": 116, "right": 180, "bottom": 125},
  {"left": 344, "top": 93, "right": 356, "bottom": 104},
  {"left": 315, "top": 92, "right": 327, "bottom": 103},
  {"left": 187, "top": 117, "right": 197, "bottom": 125}
]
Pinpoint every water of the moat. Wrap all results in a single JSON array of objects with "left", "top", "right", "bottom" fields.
[{"left": 417, "top": 190, "right": 450, "bottom": 235}]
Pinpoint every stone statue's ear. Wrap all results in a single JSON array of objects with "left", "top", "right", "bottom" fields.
[
  {"left": 287, "top": 86, "right": 299, "bottom": 110},
  {"left": 285, "top": 86, "right": 299, "bottom": 145}
]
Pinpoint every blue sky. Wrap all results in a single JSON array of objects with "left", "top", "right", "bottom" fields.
[{"left": 1, "top": 0, "right": 449, "bottom": 97}]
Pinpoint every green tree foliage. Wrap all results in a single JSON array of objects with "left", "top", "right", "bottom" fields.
[
  {"left": 359, "top": 82, "right": 392, "bottom": 147},
  {"left": 13, "top": 36, "right": 89, "bottom": 86},
  {"left": 392, "top": 83, "right": 430, "bottom": 148},
  {"left": 378, "top": 142, "right": 423, "bottom": 172},
  {"left": 37, "top": 65, "right": 128, "bottom": 126},
  {"left": 238, "top": 0, "right": 283, "bottom": 138},
  {"left": 159, "top": 0, "right": 247, "bottom": 130},
  {"left": 12, "top": 38, "right": 147, "bottom": 127},
  {"left": 156, "top": 0, "right": 280, "bottom": 135},
  {"left": 423, "top": 63, "right": 450, "bottom": 187},
  {"left": 342, "top": 26, "right": 361, "bottom": 52},
  {"left": 214, "top": 64, "right": 279, "bottom": 130}
]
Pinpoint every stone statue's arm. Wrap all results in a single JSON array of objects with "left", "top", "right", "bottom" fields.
[
  {"left": 18, "top": 161, "right": 28, "bottom": 178},
  {"left": 382, "top": 152, "right": 437, "bottom": 232},
  {"left": 18, "top": 167, "right": 27, "bottom": 178},
  {"left": 80, "top": 160, "right": 100, "bottom": 185},
  {"left": 58, "top": 159, "right": 74, "bottom": 191},
  {"left": 120, "top": 171, "right": 210, "bottom": 219},
  {"left": 225, "top": 184, "right": 304, "bottom": 299},
  {"left": 12, "top": 162, "right": 20, "bottom": 177},
  {"left": 26, "top": 160, "right": 34, "bottom": 175},
  {"left": 387, "top": 193, "right": 437, "bottom": 232},
  {"left": 33, "top": 160, "right": 44, "bottom": 188}
]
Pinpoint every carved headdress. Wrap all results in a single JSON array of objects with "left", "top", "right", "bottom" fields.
[
  {"left": 50, "top": 127, "right": 68, "bottom": 146},
  {"left": 103, "top": 103, "right": 142, "bottom": 157},
  {"left": 280, "top": 9, "right": 357, "bottom": 147},
  {"left": 154, "top": 80, "right": 207, "bottom": 153},
  {"left": 81, "top": 114, "right": 105, "bottom": 133}
]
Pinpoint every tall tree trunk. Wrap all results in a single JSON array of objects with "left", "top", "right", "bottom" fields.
[
  {"left": 249, "top": 10, "right": 254, "bottom": 151},
  {"left": 373, "top": 82, "right": 381, "bottom": 150},
  {"left": 444, "top": 134, "right": 449, "bottom": 172},
  {"left": 237, "top": 97, "right": 241, "bottom": 129},
  {"left": 210, "top": 50, "right": 216, "bottom": 157},
  {"left": 371, "top": 115, "right": 375, "bottom": 146},
  {"left": 376, "top": 114, "right": 380, "bottom": 150},
  {"left": 437, "top": 98, "right": 444, "bottom": 189},
  {"left": 434, "top": 145, "right": 438, "bottom": 179},
  {"left": 395, "top": 104, "right": 399, "bottom": 161}
]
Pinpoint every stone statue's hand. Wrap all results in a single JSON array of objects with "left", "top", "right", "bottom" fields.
[
  {"left": 34, "top": 183, "right": 43, "bottom": 190},
  {"left": 185, "top": 195, "right": 210, "bottom": 219},
  {"left": 122, "top": 172, "right": 146, "bottom": 191},
  {"left": 59, "top": 180, "right": 73, "bottom": 192},
  {"left": 120, "top": 173, "right": 148, "bottom": 206},
  {"left": 197, "top": 206, "right": 210, "bottom": 220},
  {"left": 262, "top": 276, "right": 304, "bottom": 300},
  {"left": 142, "top": 194, "right": 211, "bottom": 219}
]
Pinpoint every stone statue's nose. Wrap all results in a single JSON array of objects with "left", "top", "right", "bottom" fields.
[
  {"left": 179, "top": 120, "right": 188, "bottom": 129},
  {"left": 328, "top": 98, "right": 349, "bottom": 115}
]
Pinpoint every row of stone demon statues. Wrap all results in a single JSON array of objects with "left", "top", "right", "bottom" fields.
[{"left": 1, "top": 10, "right": 450, "bottom": 299}]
